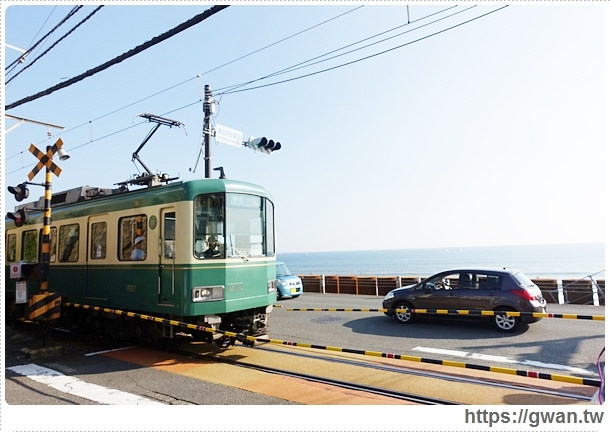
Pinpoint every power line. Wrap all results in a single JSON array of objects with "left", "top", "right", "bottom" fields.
[
  {"left": 6, "top": 6, "right": 104, "bottom": 85},
  {"left": 220, "top": 6, "right": 508, "bottom": 96},
  {"left": 201, "top": 5, "right": 364, "bottom": 76},
  {"left": 6, "top": 5, "right": 361, "bottom": 161},
  {"left": 6, "top": 5, "right": 507, "bottom": 175},
  {"left": 215, "top": 5, "right": 464, "bottom": 95},
  {"left": 5, "top": 6, "right": 81, "bottom": 74},
  {"left": 5, "top": 5, "right": 229, "bottom": 110}
]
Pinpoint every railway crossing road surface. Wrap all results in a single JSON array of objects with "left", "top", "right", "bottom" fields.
[
  {"left": 4, "top": 325, "right": 597, "bottom": 406},
  {"left": 3, "top": 293, "right": 604, "bottom": 431},
  {"left": 4, "top": 293, "right": 603, "bottom": 408}
]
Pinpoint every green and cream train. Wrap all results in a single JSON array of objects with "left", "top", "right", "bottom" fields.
[{"left": 4, "top": 178, "right": 277, "bottom": 344}]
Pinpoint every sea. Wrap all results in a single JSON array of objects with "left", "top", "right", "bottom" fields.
[{"left": 277, "top": 243, "right": 606, "bottom": 281}]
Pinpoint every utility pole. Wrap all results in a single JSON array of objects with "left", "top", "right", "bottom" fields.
[{"left": 203, "top": 85, "right": 214, "bottom": 178}]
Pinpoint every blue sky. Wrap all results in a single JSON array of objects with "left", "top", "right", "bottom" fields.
[{"left": 2, "top": 2, "right": 606, "bottom": 253}]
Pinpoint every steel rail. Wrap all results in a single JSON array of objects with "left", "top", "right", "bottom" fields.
[
  {"left": 256, "top": 345, "right": 593, "bottom": 402},
  {"left": 178, "top": 348, "right": 457, "bottom": 405}
]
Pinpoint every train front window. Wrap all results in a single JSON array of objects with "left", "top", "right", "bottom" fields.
[
  {"left": 226, "top": 193, "right": 273, "bottom": 258},
  {"left": 194, "top": 194, "right": 224, "bottom": 259},
  {"left": 193, "top": 193, "right": 274, "bottom": 259}
]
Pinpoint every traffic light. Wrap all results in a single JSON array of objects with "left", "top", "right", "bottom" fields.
[
  {"left": 7, "top": 208, "right": 28, "bottom": 227},
  {"left": 8, "top": 183, "right": 29, "bottom": 202},
  {"left": 244, "top": 137, "right": 281, "bottom": 154}
]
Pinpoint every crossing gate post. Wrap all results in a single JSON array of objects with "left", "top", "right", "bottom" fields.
[{"left": 25, "top": 139, "right": 65, "bottom": 322}]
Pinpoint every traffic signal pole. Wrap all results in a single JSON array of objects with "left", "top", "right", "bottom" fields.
[
  {"left": 203, "top": 84, "right": 213, "bottom": 179},
  {"left": 200, "top": 83, "right": 281, "bottom": 178}
]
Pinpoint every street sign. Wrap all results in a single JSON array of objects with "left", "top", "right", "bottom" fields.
[
  {"left": 27, "top": 138, "right": 64, "bottom": 180},
  {"left": 215, "top": 124, "right": 243, "bottom": 148}
]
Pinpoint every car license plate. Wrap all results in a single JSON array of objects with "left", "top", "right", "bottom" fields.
[{"left": 290, "top": 288, "right": 298, "bottom": 294}]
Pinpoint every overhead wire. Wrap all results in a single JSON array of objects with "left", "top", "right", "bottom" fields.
[
  {"left": 220, "top": 5, "right": 509, "bottom": 96},
  {"left": 5, "top": 6, "right": 82, "bottom": 75},
  {"left": 5, "top": 5, "right": 229, "bottom": 110},
  {"left": 6, "top": 5, "right": 363, "bottom": 162},
  {"left": 6, "top": 5, "right": 508, "bottom": 175},
  {"left": 215, "top": 4, "right": 464, "bottom": 95},
  {"left": 6, "top": 6, "right": 105, "bottom": 85},
  {"left": 202, "top": 5, "right": 364, "bottom": 76}
]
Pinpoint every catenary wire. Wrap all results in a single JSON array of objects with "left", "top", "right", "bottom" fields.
[
  {"left": 216, "top": 4, "right": 467, "bottom": 95},
  {"left": 5, "top": 6, "right": 362, "bottom": 161},
  {"left": 220, "top": 5, "right": 508, "bottom": 96},
  {"left": 201, "top": 5, "right": 364, "bottom": 77},
  {"left": 6, "top": 5, "right": 505, "bottom": 174}
]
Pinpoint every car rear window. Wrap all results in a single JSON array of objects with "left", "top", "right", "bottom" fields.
[{"left": 511, "top": 271, "right": 535, "bottom": 287}]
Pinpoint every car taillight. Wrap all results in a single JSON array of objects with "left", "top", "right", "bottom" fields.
[{"left": 510, "top": 288, "right": 536, "bottom": 301}]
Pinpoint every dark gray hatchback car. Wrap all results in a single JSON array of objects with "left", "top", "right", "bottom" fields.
[{"left": 382, "top": 268, "right": 547, "bottom": 332}]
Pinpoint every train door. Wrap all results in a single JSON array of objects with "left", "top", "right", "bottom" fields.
[
  {"left": 86, "top": 215, "right": 109, "bottom": 299},
  {"left": 159, "top": 209, "right": 176, "bottom": 305}
]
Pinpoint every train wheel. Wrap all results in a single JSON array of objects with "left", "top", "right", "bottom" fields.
[{"left": 215, "top": 336, "right": 235, "bottom": 348}]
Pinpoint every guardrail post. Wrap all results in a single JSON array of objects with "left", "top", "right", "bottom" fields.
[
  {"left": 557, "top": 279, "right": 565, "bottom": 304},
  {"left": 591, "top": 276, "right": 600, "bottom": 306},
  {"left": 321, "top": 274, "right": 326, "bottom": 294}
]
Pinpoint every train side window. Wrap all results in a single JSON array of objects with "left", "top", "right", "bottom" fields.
[
  {"left": 38, "top": 227, "right": 58, "bottom": 263},
  {"left": 22, "top": 230, "right": 38, "bottom": 262},
  {"left": 7, "top": 233, "right": 16, "bottom": 262},
  {"left": 90, "top": 222, "right": 107, "bottom": 260},
  {"left": 58, "top": 224, "right": 80, "bottom": 262},
  {"left": 119, "top": 215, "right": 147, "bottom": 261},
  {"left": 164, "top": 213, "right": 175, "bottom": 259},
  {"left": 50, "top": 227, "right": 57, "bottom": 262}
]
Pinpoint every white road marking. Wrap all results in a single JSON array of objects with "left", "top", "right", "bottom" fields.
[
  {"left": 84, "top": 346, "right": 136, "bottom": 357},
  {"left": 412, "top": 346, "right": 594, "bottom": 376},
  {"left": 7, "top": 363, "right": 164, "bottom": 405}
]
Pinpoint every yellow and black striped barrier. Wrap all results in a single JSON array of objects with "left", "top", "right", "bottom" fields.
[
  {"left": 28, "top": 292, "right": 62, "bottom": 321},
  {"left": 64, "top": 302, "right": 601, "bottom": 388},
  {"left": 274, "top": 306, "right": 606, "bottom": 321},
  {"left": 253, "top": 337, "right": 602, "bottom": 388},
  {"left": 65, "top": 302, "right": 219, "bottom": 337}
]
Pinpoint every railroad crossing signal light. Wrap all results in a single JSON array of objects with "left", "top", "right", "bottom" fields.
[
  {"left": 7, "top": 208, "right": 28, "bottom": 227},
  {"left": 244, "top": 137, "right": 281, "bottom": 154},
  {"left": 8, "top": 183, "right": 29, "bottom": 201}
]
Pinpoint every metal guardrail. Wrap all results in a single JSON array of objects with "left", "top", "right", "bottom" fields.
[
  {"left": 298, "top": 273, "right": 605, "bottom": 306},
  {"left": 274, "top": 306, "right": 605, "bottom": 321}
]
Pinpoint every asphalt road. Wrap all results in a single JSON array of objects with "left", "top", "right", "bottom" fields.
[
  {"left": 270, "top": 293, "right": 605, "bottom": 377},
  {"left": 4, "top": 292, "right": 605, "bottom": 407}
]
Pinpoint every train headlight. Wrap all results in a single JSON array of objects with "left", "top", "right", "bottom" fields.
[{"left": 192, "top": 285, "right": 224, "bottom": 302}]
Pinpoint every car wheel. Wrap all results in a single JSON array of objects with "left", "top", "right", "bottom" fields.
[
  {"left": 493, "top": 309, "right": 519, "bottom": 332},
  {"left": 393, "top": 301, "right": 414, "bottom": 324}
]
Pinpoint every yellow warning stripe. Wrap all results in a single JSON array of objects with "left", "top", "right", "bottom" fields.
[
  {"left": 276, "top": 306, "right": 605, "bottom": 321},
  {"left": 64, "top": 302, "right": 601, "bottom": 388}
]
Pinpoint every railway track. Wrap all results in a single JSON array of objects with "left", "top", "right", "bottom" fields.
[
  {"left": 183, "top": 347, "right": 456, "bottom": 405},
  {"left": 254, "top": 345, "right": 595, "bottom": 402},
  {"left": 9, "top": 319, "right": 598, "bottom": 405},
  {"left": 171, "top": 341, "right": 595, "bottom": 405}
]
